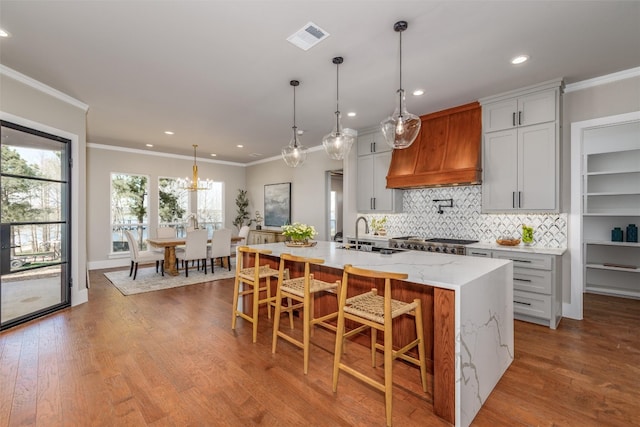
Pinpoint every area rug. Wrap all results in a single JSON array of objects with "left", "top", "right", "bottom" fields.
[{"left": 104, "top": 263, "right": 236, "bottom": 296}]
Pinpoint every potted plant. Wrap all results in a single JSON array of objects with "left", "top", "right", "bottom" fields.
[
  {"left": 253, "top": 211, "right": 263, "bottom": 230},
  {"left": 233, "top": 189, "right": 251, "bottom": 231}
]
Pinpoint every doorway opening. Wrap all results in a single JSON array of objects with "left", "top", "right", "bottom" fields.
[{"left": 326, "top": 169, "right": 343, "bottom": 242}]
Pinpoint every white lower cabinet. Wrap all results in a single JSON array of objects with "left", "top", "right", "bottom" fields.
[{"left": 468, "top": 249, "right": 562, "bottom": 329}]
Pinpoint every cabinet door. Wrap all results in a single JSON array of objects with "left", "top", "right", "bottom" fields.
[
  {"left": 357, "top": 155, "right": 374, "bottom": 211},
  {"left": 371, "top": 131, "right": 391, "bottom": 153},
  {"left": 357, "top": 132, "right": 373, "bottom": 156},
  {"left": 372, "top": 151, "right": 393, "bottom": 211},
  {"left": 519, "top": 90, "right": 556, "bottom": 127},
  {"left": 483, "top": 99, "right": 518, "bottom": 132},
  {"left": 482, "top": 129, "right": 518, "bottom": 211},
  {"left": 519, "top": 122, "right": 557, "bottom": 210}
]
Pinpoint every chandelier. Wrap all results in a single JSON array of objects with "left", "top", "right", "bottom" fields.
[
  {"left": 322, "top": 56, "right": 356, "bottom": 160},
  {"left": 380, "top": 20, "right": 421, "bottom": 149},
  {"left": 179, "top": 144, "right": 211, "bottom": 191},
  {"left": 282, "top": 80, "right": 307, "bottom": 167}
]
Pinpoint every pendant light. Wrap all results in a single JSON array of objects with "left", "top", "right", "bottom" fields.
[
  {"left": 282, "top": 80, "right": 307, "bottom": 168},
  {"left": 380, "top": 20, "right": 421, "bottom": 149},
  {"left": 322, "top": 56, "right": 356, "bottom": 160},
  {"left": 180, "top": 144, "right": 211, "bottom": 191}
]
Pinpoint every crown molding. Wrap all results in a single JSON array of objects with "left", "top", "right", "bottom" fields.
[
  {"left": 565, "top": 66, "right": 640, "bottom": 93},
  {"left": 0, "top": 64, "right": 89, "bottom": 112}
]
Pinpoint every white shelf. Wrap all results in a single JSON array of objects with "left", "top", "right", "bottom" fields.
[
  {"left": 585, "top": 240, "right": 640, "bottom": 247},
  {"left": 585, "top": 169, "right": 640, "bottom": 176},
  {"left": 586, "top": 263, "right": 640, "bottom": 273},
  {"left": 585, "top": 285, "right": 640, "bottom": 299},
  {"left": 586, "top": 191, "right": 640, "bottom": 196}
]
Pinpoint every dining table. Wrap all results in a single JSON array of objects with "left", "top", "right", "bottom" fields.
[{"left": 147, "top": 236, "right": 244, "bottom": 276}]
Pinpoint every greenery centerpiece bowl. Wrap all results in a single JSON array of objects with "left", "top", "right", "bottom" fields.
[{"left": 282, "top": 222, "right": 317, "bottom": 245}]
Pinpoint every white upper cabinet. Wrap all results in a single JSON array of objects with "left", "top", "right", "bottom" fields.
[
  {"left": 356, "top": 130, "right": 402, "bottom": 213},
  {"left": 480, "top": 79, "right": 563, "bottom": 213}
]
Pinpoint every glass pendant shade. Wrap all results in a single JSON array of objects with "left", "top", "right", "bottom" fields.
[
  {"left": 381, "top": 20, "right": 421, "bottom": 149},
  {"left": 381, "top": 89, "right": 421, "bottom": 149},
  {"left": 323, "top": 56, "right": 355, "bottom": 160},
  {"left": 282, "top": 128, "right": 307, "bottom": 168},
  {"left": 282, "top": 80, "right": 307, "bottom": 167}
]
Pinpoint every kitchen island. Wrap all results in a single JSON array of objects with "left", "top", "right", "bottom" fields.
[{"left": 244, "top": 241, "right": 513, "bottom": 427}]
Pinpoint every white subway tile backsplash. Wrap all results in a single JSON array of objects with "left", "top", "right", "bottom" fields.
[{"left": 364, "top": 186, "right": 567, "bottom": 247}]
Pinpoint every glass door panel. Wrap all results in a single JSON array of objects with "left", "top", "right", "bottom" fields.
[{"left": 0, "top": 121, "right": 71, "bottom": 330}]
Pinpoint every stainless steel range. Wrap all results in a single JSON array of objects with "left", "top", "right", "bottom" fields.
[{"left": 389, "top": 236, "right": 479, "bottom": 255}]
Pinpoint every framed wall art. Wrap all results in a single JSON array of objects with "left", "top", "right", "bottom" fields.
[{"left": 264, "top": 182, "right": 291, "bottom": 227}]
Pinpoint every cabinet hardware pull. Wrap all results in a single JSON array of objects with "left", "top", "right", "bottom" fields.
[
  {"left": 471, "top": 252, "right": 488, "bottom": 257},
  {"left": 518, "top": 111, "right": 522, "bottom": 125},
  {"left": 514, "top": 300, "right": 532, "bottom": 306},
  {"left": 514, "top": 278, "right": 532, "bottom": 282},
  {"left": 512, "top": 191, "right": 516, "bottom": 208},
  {"left": 513, "top": 259, "right": 532, "bottom": 263},
  {"left": 372, "top": 141, "right": 376, "bottom": 153},
  {"left": 518, "top": 191, "right": 522, "bottom": 208},
  {"left": 370, "top": 142, "right": 374, "bottom": 153},
  {"left": 512, "top": 112, "right": 516, "bottom": 127},
  {"left": 373, "top": 198, "right": 376, "bottom": 210}
]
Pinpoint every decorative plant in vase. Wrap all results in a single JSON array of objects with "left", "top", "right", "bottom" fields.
[
  {"left": 253, "top": 211, "right": 263, "bottom": 230},
  {"left": 282, "top": 222, "right": 317, "bottom": 245},
  {"left": 370, "top": 216, "right": 388, "bottom": 236}
]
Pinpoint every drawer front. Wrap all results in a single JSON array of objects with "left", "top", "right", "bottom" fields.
[
  {"left": 467, "top": 249, "right": 492, "bottom": 258},
  {"left": 493, "top": 251, "right": 552, "bottom": 270},
  {"left": 513, "top": 268, "right": 552, "bottom": 294},
  {"left": 513, "top": 290, "right": 551, "bottom": 319}
]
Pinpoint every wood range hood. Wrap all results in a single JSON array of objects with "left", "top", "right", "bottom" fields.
[{"left": 386, "top": 101, "right": 481, "bottom": 189}]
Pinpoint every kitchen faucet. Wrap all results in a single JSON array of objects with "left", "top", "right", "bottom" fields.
[{"left": 355, "top": 216, "right": 369, "bottom": 250}]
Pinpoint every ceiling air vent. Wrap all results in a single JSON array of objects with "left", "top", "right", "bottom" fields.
[{"left": 287, "top": 22, "right": 329, "bottom": 51}]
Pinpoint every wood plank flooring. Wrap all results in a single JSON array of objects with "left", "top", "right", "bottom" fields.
[{"left": 1, "top": 268, "right": 639, "bottom": 426}]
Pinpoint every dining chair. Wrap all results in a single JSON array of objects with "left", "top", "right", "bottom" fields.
[
  {"left": 156, "top": 227, "right": 176, "bottom": 238},
  {"left": 124, "top": 230, "right": 165, "bottom": 280},
  {"left": 231, "top": 225, "right": 251, "bottom": 256},
  {"left": 177, "top": 229, "right": 208, "bottom": 277},
  {"left": 208, "top": 228, "right": 232, "bottom": 273},
  {"left": 272, "top": 253, "right": 341, "bottom": 374},
  {"left": 332, "top": 264, "right": 428, "bottom": 427}
]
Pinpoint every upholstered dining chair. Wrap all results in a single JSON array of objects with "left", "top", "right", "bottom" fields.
[
  {"left": 124, "top": 230, "right": 165, "bottom": 280},
  {"left": 208, "top": 228, "right": 232, "bottom": 273},
  {"left": 231, "top": 225, "right": 251, "bottom": 256},
  {"left": 177, "top": 229, "right": 208, "bottom": 277}
]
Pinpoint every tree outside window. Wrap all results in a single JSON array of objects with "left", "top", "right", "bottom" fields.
[
  {"left": 111, "top": 173, "right": 148, "bottom": 252},
  {"left": 197, "top": 182, "right": 223, "bottom": 235},
  {"left": 158, "top": 177, "right": 188, "bottom": 228}
]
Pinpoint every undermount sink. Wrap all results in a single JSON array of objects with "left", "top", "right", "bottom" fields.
[{"left": 338, "top": 245, "right": 406, "bottom": 255}]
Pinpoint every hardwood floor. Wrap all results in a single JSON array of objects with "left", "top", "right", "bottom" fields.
[{"left": 1, "top": 269, "right": 638, "bottom": 426}]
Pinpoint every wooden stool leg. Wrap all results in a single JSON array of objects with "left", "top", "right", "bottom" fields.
[
  {"left": 252, "top": 277, "right": 260, "bottom": 343},
  {"left": 332, "top": 304, "right": 346, "bottom": 392},
  {"left": 272, "top": 282, "right": 283, "bottom": 353},
  {"left": 287, "top": 297, "right": 294, "bottom": 329},
  {"left": 266, "top": 276, "right": 272, "bottom": 319},
  {"left": 414, "top": 299, "right": 428, "bottom": 393},
  {"left": 231, "top": 275, "right": 241, "bottom": 330},
  {"left": 384, "top": 318, "right": 394, "bottom": 427},
  {"left": 371, "top": 328, "right": 377, "bottom": 367},
  {"left": 303, "top": 288, "right": 311, "bottom": 375}
]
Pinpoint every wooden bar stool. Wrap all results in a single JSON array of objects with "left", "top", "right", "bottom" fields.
[
  {"left": 332, "top": 264, "right": 428, "bottom": 427},
  {"left": 231, "top": 246, "right": 280, "bottom": 343},
  {"left": 272, "top": 253, "right": 341, "bottom": 374}
]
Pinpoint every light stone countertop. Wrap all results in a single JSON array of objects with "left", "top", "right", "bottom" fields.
[
  {"left": 249, "top": 241, "right": 510, "bottom": 292},
  {"left": 467, "top": 241, "right": 566, "bottom": 256}
]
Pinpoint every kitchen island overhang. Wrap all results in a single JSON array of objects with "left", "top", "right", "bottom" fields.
[{"left": 242, "top": 241, "right": 513, "bottom": 427}]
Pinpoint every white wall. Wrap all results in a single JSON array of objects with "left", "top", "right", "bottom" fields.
[
  {"left": 86, "top": 145, "right": 246, "bottom": 268},
  {"left": 245, "top": 147, "right": 343, "bottom": 240},
  {"left": 1, "top": 68, "right": 89, "bottom": 306}
]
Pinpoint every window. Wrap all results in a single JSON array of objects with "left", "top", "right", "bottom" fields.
[
  {"left": 330, "top": 191, "right": 337, "bottom": 238},
  {"left": 111, "top": 173, "right": 149, "bottom": 252},
  {"left": 158, "top": 177, "right": 188, "bottom": 227},
  {"left": 197, "top": 182, "right": 224, "bottom": 235}
]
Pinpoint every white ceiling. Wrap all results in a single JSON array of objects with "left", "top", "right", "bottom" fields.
[{"left": 1, "top": 1, "right": 639, "bottom": 164}]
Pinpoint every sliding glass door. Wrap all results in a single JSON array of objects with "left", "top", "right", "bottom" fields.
[{"left": 0, "top": 121, "right": 71, "bottom": 330}]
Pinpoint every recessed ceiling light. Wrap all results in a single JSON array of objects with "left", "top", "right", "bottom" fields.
[
  {"left": 237, "top": 144, "right": 244, "bottom": 148},
  {"left": 412, "top": 89, "right": 424, "bottom": 96},
  {"left": 210, "top": 153, "right": 217, "bottom": 157},
  {"left": 511, "top": 55, "right": 529, "bottom": 65},
  {"left": 164, "top": 131, "right": 174, "bottom": 135},
  {"left": 347, "top": 112, "right": 356, "bottom": 117},
  {"left": 146, "top": 144, "right": 154, "bottom": 147},
  {"left": 0, "top": 29, "right": 10, "bottom": 38},
  {"left": 297, "top": 129, "right": 304, "bottom": 135}
]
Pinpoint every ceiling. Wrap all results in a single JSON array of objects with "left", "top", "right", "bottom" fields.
[{"left": 1, "top": 1, "right": 639, "bottom": 164}]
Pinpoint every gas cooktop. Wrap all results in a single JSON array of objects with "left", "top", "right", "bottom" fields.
[{"left": 389, "top": 237, "right": 479, "bottom": 255}]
